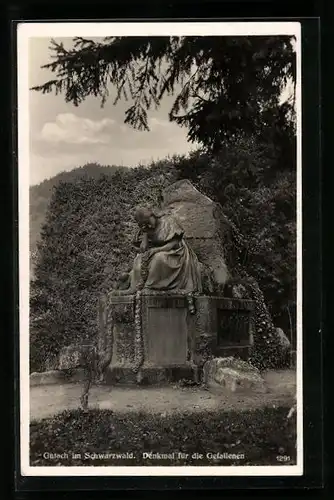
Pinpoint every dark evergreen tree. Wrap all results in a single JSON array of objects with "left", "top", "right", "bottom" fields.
[{"left": 31, "top": 35, "right": 296, "bottom": 153}]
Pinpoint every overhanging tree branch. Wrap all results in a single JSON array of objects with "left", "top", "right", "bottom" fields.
[{"left": 31, "top": 35, "right": 296, "bottom": 151}]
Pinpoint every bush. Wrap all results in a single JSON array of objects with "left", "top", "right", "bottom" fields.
[
  {"left": 173, "top": 143, "right": 296, "bottom": 337},
  {"left": 30, "top": 142, "right": 296, "bottom": 371},
  {"left": 30, "top": 161, "right": 181, "bottom": 371},
  {"left": 30, "top": 407, "right": 296, "bottom": 466}
]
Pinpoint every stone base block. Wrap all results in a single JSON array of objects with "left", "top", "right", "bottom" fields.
[
  {"left": 203, "top": 357, "right": 267, "bottom": 394},
  {"left": 105, "top": 364, "right": 198, "bottom": 386},
  {"left": 103, "top": 293, "right": 255, "bottom": 386}
]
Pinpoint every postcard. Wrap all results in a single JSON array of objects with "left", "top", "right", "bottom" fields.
[{"left": 17, "top": 20, "right": 302, "bottom": 478}]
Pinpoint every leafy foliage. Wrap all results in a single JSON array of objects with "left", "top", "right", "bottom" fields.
[
  {"left": 30, "top": 35, "right": 297, "bottom": 371},
  {"left": 30, "top": 407, "right": 296, "bottom": 466},
  {"left": 31, "top": 36, "right": 296, "bottom": 152},
  {"left": 30, "top": 144, "right": 296, "bottom": 372},
  {"left": 173, "top": 143, "right": 296, "bottom": 340},
  {"left": 30, "top": 163, "right": 125, "bottom": 278},
  {"left": 29, "top": 161, "right": 180, "bottom": 371}
]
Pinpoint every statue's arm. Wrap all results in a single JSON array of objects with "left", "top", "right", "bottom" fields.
[
  {"left": 147, "top": 235, "right": 181, "bottom": 256},
  {"left": 133, "top": 228, "right": 145, "bottom": 249},
  {"left": 140, "top": 232, "right": 149, "bottom": 253}
]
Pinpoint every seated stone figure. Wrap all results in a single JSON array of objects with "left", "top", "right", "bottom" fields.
[{"left": 116, "top": 206, "right": 203, "bottom": 294}]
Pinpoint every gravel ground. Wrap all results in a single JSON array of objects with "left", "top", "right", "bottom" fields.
[{"left": 30, "top": 369, "right": 296, "bottom": 421}]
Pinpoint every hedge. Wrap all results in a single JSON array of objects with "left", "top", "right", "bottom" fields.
[{"left": 30, "top": 407, "right": 296, "bottom": 466}]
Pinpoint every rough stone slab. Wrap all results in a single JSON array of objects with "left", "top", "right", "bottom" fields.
[
  {"left": 276, "top": 328, "right": 291, "bottom": 349},
  {"left": 162, "top": 179, "right": 230, "bottom": 285},
  {"left": 30, "top": 369, "right": 84, "bottom": 386},
  {"left": 203, "top": 357, "right": 267, "bottom": 394},
  {"left": 30, "top": 370, "right": 65, "bottom": 386}
]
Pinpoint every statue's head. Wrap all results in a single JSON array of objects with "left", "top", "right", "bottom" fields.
[{"left": 134, "top": 206, "right": 157, "bottom": 230}]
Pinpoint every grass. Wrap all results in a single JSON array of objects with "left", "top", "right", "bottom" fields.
[{"left": 30, "top": 406, "right": 296, "bottom": 466}]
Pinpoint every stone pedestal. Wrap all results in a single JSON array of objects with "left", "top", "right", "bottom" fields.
[{"left": 104, "top": 292, "right": 254, "bottom": 385}]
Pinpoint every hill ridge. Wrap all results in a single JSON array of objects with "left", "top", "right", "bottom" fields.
[{"left": 29, "top": 162, "right": 125, "bottom": 274}]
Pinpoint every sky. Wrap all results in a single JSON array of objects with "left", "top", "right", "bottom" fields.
[
  {"left": 28, "top": 36, "right": 294, "bottom": 187},
  {"left": 28, "top": 37, "right": 198, "bottom": 186}
]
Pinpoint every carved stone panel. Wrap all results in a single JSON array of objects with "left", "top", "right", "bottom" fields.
[
  {"left": 112, "top": 323, "right": 136, "bottom": 367},
  {"left": 108, "top": 295, "right": 136, "bottom": 367},
  {"left": 143, "top": 295, "right": 188, "bottom": 366},
  {"left": 217, "top": 309, "right": 251, "bottom": 347}
]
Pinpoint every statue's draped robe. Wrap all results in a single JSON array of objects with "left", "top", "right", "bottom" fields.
[{"left": 130, "top": 213, "right": 202, "bottom": 293}]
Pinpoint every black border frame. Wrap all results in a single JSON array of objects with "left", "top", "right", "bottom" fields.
[{"left": 3, "top": 5, "right": 324, "bottom": 495}]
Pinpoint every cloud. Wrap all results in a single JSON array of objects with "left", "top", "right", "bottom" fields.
[
  {"left": 149, "top": 117, "right": 170, "bottom": 129},
  {"left": 37, "top": 113, "right": 180, "bottom": 150},
  {"left": 39, "top": 113, "right": 116, "bottom": 145},
  {"left": 31, "top": 111, "right": 198, "bottom": 185}
]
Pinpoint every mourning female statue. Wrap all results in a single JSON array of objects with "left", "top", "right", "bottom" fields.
[{"left": 116, "top": 206, "right": 203, "bottom": 295}]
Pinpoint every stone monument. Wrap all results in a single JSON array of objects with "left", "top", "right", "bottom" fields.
[{"left": 100, "top": 180, "right": 255, "bottom": 385}]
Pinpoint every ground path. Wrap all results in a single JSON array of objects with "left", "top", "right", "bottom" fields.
[{"left": 30, "top": 370, "right": 296, "bottom": 421}]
